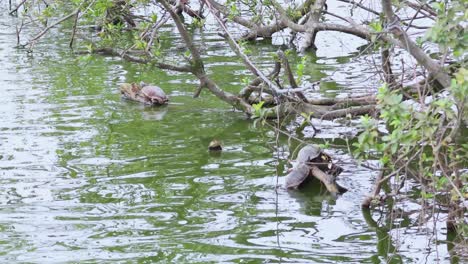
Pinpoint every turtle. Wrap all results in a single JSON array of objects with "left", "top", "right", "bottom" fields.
[
  {"left": 296, "top": 144, "right": 323, "bottom": 163},
  {"left": 139, "top": 82, "right": 169, "bottom": 105},
  {"left": 296, "top": 144, "right": 335, "bottom": 173},
  {"left": 208, "top": 139, "right": 222, "bottom": 151},
  {"left": 120, "top": 82, "right": 169, "bottom": 105},
  {"left": 284, "top": 163, "right": 310, "bottom": 189},
  {"left": 285, "top": 144, "right": 343, "bottom": 189}
]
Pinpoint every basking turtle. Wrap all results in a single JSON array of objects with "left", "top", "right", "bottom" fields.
[
  {"left": 296, "top": 144, "right": 323, "bottom": 163},
  {"left": 120, "top": 82, "right": 169, "bottom": 105},
  {"left": 139, "top": 82, "right": 169, "bottom": 105},
  {"left": 296, "top": 144, "right": 337, "bottom": 173},
  {"left": 285, "top": 144, "right": 345, "bottom": 192},
  {"left": 284, "top": 163, "right": 310, "bottom": 189}
]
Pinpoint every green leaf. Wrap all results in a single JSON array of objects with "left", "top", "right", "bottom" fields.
[
  {"left": 369, "top": 20, "right": 383, "bottom": 33},
  {"left": 421, "top": 191, "right": 434, "bottom": 199}
]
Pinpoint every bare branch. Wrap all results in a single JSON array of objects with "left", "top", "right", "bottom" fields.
[
  {"left": 159, "top": 0, "right": 203, "bottom": 74},
  {"left": 88, "top": 48, "right": 193, "bottom": 72},
  {"left": 9, "top": 0, "right": 27, "bottom": 16},
  {"left": 69, "top": 10, "right": 80, "bottom": 49},
  {"left": 381, "top": 0, "right": 450, "bottom": 88},
  {"left": 337, "top": 0, "right": 380, "bottom": 16},
  {"left": 277, "top": 50, "right": 307, "bottom": 101},
  {"left": 204, "top": 0, "right": 283, "bottom": 95},
  {"left": 25, "top": 8, "right": 80, "bottom": 49}
]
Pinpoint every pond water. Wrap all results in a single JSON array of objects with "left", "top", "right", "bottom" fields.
[{"left": 0, "top": 3, "right": 461, "bottom": 264}]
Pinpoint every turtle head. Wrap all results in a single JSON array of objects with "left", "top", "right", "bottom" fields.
[
  {"left": 120, "top": 83, "right": 132, "bottom": 93},
  {"left": 150, "top": 95, "right": 169, "bottom": 104}
]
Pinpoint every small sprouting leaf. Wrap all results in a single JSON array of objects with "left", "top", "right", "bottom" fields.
[
  {"left": 421, "top": 191, "right": 434, "bottom": 199},
  {"left": 369, "top": 20, "right": 383, "bottom": 33}
]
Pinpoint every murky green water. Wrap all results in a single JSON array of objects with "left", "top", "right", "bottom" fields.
[{"left": 0, "top": 4, "right": 460, "bottom": 264}]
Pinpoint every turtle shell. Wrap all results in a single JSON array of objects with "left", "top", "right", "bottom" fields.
[
  {"left": 296, "top": 144, "right": 322, "bottom": 163},
  {"left": 140, "top": 85, "right": 168, "bottom": 104},
  {"left": 285, "top": 163, "right": 311, "bottom": 189},
  {"left": 141, "top": 85, "right": 166, "bottom": 98}
]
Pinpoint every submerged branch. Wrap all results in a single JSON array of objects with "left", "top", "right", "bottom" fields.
[
  {"left": 362, "top": 170, "right": 385, "bottom": 208},
  {"left": 310, "top": 166, "right": 347, "bottom": 196}
]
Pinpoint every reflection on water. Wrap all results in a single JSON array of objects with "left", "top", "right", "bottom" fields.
[{"left": 0, "top": 4, "right": 460, "bottom": 264}]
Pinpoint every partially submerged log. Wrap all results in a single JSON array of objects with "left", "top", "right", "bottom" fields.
[{"left": 310, "top": 166, "right": 348, "bottom": 195}]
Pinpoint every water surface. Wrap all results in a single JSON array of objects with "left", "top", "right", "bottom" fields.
[{"left": 0, "top": 4, "right": 459, "bottom": 263}]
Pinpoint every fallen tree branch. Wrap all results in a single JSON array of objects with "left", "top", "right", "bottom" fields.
[
  {"left": 265, "top": 101, "right": 376, "bottom": 120},
  {"left": 362, "top": 170, "right": 385, "bottom": 208},
  {"left": 308, "top": 95, "right": 376, "bottom": 106},
  {"left": 277, "top": 50, "right": 307, "bottom": 101},
  {"left": 329, "top": 95, "right": 377, "bottom": 109},
  {"left": 160, "top": 0, "right": 253, "bottom": 113},
  {"left": 298, "top": 0, "right": 326, "bottom": 52},
  {"left": 296, "top": 102, "right": 376, "bottom": 119},
  {"left": 310, "top": 166, "right": 347, "bottom": 196}
]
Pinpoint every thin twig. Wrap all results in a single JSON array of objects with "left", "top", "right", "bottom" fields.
[
  {"left": 204, "top": 0, "right": 283, "bottom": 95},
  {"left": 25, "top": 8, "right": 80, "bottom": 49},
  {"left": 9, "top": 0, "right": 27, "bottom": 15},
  {"left": 69, "top": 10, "right": 80, "bottom": 49}
]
